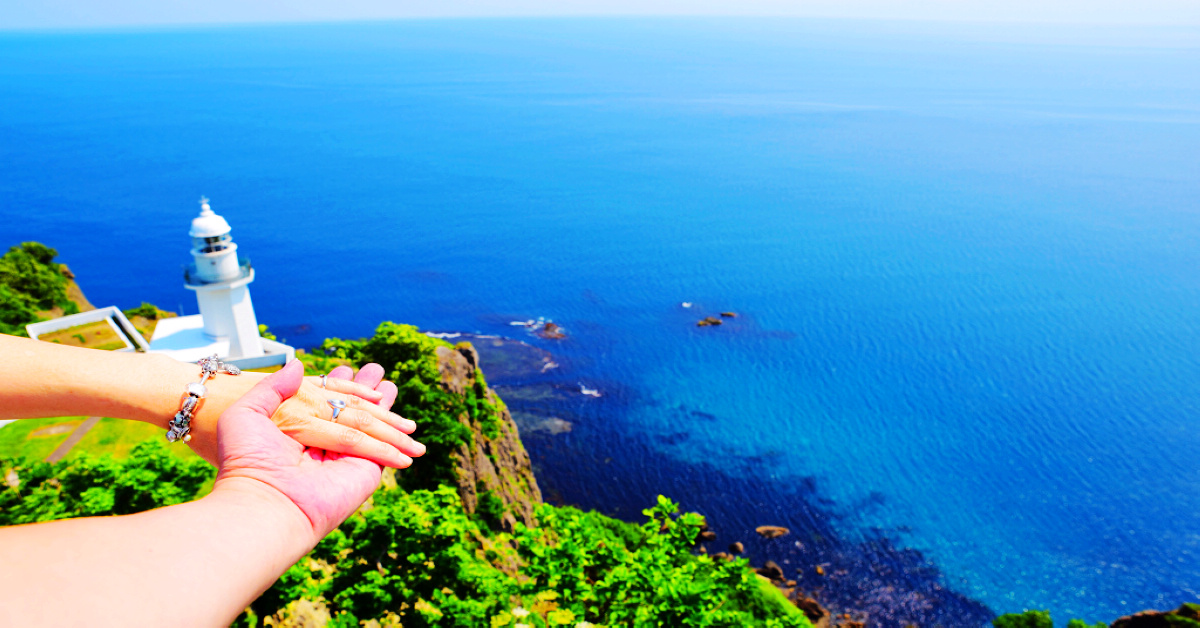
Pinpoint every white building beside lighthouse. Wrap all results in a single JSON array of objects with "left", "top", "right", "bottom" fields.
[{"left": 147, "top": 198, "right": 294, "bottom": 369}]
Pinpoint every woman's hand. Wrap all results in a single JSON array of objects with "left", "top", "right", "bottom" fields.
[
  {"left": 187, "top": 361, "right": 424, "bottom": 469},
  {"left": 214, "top": 359, "right": 386, "bottom": 542},
  {"left": 268, "top": 365, "right": 424, "bottom": 468}
]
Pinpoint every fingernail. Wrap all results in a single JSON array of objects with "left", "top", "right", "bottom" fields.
[
  {"left": 395, "top": 454, "right": 413, "bottom": 468},
  {"left": 400, "top": 417, "right": 416, "bottom": 431},
  {"left": 413, "top": 441, "right": 427, "bottom": 456}
]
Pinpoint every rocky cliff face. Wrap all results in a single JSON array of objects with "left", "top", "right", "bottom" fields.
[
  {"left": 434, "top": 341, "right": 542, "bottom": 530},
  {"left": 1110, "top": 603, "right": 1200, "bottom": 628}
]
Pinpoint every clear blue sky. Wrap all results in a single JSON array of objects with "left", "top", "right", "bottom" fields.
[{"left": 3, "top": 0, "right": 1199, "bottom": 30}]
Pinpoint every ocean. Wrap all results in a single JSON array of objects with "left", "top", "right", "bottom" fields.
[{"left": 1, "top": 18, "right": 1197, "bottom": 626}]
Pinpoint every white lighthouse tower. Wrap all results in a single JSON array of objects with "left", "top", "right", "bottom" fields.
[
  {"left": 184, "top": 197, "right": 263, "bottom": 358},
  {"left": 148, "top": 198, "right": 294, "bottom": 368}
]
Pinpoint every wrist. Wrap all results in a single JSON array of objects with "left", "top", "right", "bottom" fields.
[{"left": 208, "top": 476, "right": 318, "bottom": 552}]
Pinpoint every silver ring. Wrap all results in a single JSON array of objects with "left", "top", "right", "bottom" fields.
[
  {"left": 320, "top": 374, "right": 328, "bottom": 389},
  {"left": 328, "top": 398, "right": 346, "bottom": 422}
]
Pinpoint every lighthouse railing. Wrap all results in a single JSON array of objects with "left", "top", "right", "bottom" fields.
[{"left": 183, "top": 257, "right": 252, "bottom": 285}]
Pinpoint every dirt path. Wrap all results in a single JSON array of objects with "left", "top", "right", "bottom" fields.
[{"left": 45, "top": 416, "right": 102, "bottom": 463}]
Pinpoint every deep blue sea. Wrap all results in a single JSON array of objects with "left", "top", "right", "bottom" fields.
[{"left": 1, "top": 18, "right": 1198, "bottom": 626}]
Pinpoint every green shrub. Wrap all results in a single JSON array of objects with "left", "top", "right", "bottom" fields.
[
  {"left": 0, "top": 441, "right": 214, "bottom": 525},
  {"left": 0, "top": 242, "right": 69, "bottom": 311}
]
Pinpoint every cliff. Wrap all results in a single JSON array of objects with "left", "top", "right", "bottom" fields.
[
  {"left": 1110, "top": 603, "right": 1200, "bottom": 628},
  {"left": 433, "top": 341, "right": 541, "bottom": 530}
]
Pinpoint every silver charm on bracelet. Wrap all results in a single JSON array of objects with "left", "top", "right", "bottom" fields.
[
  {"left": 320, "top": 374, "right": 328, "bottom": 389},
  {"left": 166, "top": 354, "right": 241, "bottom": 443}
]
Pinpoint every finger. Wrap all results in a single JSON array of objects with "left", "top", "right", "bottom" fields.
[
  {"left": 342, "top": 395, "right": 416, "bottom": 434},
  {"left": 375, "top": 380, "right": 399, "bottom": 410},
  {"left": 353, "top": 363, "right": 386, "bottom": 388},
  {"left": 217, "top": 361, "right": 305, "bottom": 460},
  {"left": 229, "top": 360, "right": 304, "bottom": 420},
  {"left": 301, "top": 420, "right": 414, "bottom": 468},
  {"left": 328, "top": 365, "right": 355, "bottom": 380},
  {"left": 307, "top": 375, "right": 383, "bottom": 402},
  {"left": 333, "top": 407, "right": 425, "bottom": 457}
]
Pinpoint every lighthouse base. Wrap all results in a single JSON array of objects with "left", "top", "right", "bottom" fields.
[{"left": 148, "top": 314, "right": 295, "bottom": 370}]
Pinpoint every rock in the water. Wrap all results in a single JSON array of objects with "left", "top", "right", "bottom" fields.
[
  {"left": 712, "top": 552, "right": 731, "bottom": 562},
  {"left": 755, "top": 525, "right": 790, "bottom": 539},
  {"left": 537, "top": 322, "right": 566, "bottom": 339},
  {"left": 792, "top": 593, "right": 828, "bottom": 625},
  {"left": 720, "top": 311, "right": 737, "bottom": 318},
  {"left": 756, "top": 560, "right": 785, "bottom": 582},
  {"left": 729, "top": 541, "right": 744, "bottom": 554},
  {"left": 697, "top": 530, "right": 717, "bottom": 543}
]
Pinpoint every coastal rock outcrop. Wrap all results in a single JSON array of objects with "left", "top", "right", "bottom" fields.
[
  {"left": 1110, "top": 603, "right": 1200, "bottom": 628},
  {"left": 536, "top": 322, "right": 566, "bottom": 339},
  {"left": 756, "top": 525, "right": 791, "bottom": 539},
  {"left": 435, "top": 342, "right": 543, "bottom": 530},
  {"left": 757, "top": 560, "right": 786, "bottom": 581}
]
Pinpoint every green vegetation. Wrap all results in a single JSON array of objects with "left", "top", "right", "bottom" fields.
[
  {"left": 994, "top": 610, "right": 1109, "bottom": 628},
  {"left": 123, "top": 302, "right": 164, "bottom": 320},
  {"left": 245, "top": 489, "right": 809, "bottom": 627},
  {"left": 994, "top": 610, "right": 1054, "bottom": 628},
  {"left": 0, "top": 441, "right": 214, "bottom": 526},
  {"left": 123, "top": 301, "right": 176, "bottom": 340},
  {"left": 72, "top": 418, "right": 203, "bottom": 461},
  {"left": 0, "top": 417, "right": 202, "bottom": 464},
  {"left": 0, "top": 445, "right": 809, "bottom": 627},
  {"left": 37, "top": 320, "right": 127, "bottom": 350},
  {"left": 0, "top": 242, "right": 78, "bottom": 335},
  {"left": 0, "top": 418, "right": 88, "bottom": 462}
]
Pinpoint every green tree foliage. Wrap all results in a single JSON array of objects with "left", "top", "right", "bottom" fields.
[
  {"left": 124, "top": 302, "right": 165, "bottom": 320},
  {"left": 0, "top": 242, "right": 76, "bottom": 335},
  {"left": 994, "top": 610, "right": 1053, "bottom": 628},
  {"left": 0, "top": 242, "right": 70, "bottom": 311},
  {"left": 0, "top": 441, "right": 214, "bottom": 525},
  {"left": 1067, "top": 621, "right": 1108, "bottom": 628},
  {"left": 247, "top": 487, "right": 810, "bottom": 627},
  {"left": 0, "top": 284, "right": 39, "bottom": 335}
]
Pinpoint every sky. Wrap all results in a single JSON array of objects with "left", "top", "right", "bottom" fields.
[{"left": 3, "top": 0, "right": 1199, "bottom": 30}]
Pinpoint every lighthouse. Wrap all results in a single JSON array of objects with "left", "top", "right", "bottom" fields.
[
  {"left": 147, "top": 198, "right": 294, "bottom": 369},
  {"left": 184, "top": 197, "right": 263, "bottom": 358}
]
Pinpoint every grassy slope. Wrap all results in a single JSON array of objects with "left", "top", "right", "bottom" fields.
[{"left": 0, "top": 417, "right": 203, "bottom": 463}]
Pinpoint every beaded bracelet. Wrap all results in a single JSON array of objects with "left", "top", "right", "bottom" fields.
[{"left": 165, "top": 354, "right": 242, "bottom": 443}]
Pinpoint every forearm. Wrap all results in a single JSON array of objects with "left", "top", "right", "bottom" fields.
[
  {"left": 0, "top": 334, "right": 259, "bottom": 460},
  {"left": 0, "top": 478, "right": 313, "bottom": 627}
]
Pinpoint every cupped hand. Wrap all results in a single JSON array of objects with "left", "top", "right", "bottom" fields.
[
  {"left": 191, "top": 363, "right": 424, "bottom": 469},
  {"left": 213, "top": 360, "right": 384, "bottom": 542}
]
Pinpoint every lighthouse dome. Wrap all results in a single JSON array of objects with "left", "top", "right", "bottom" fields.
[{"left": 189, "top": 198, "right": 232, "bottom": 238}]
